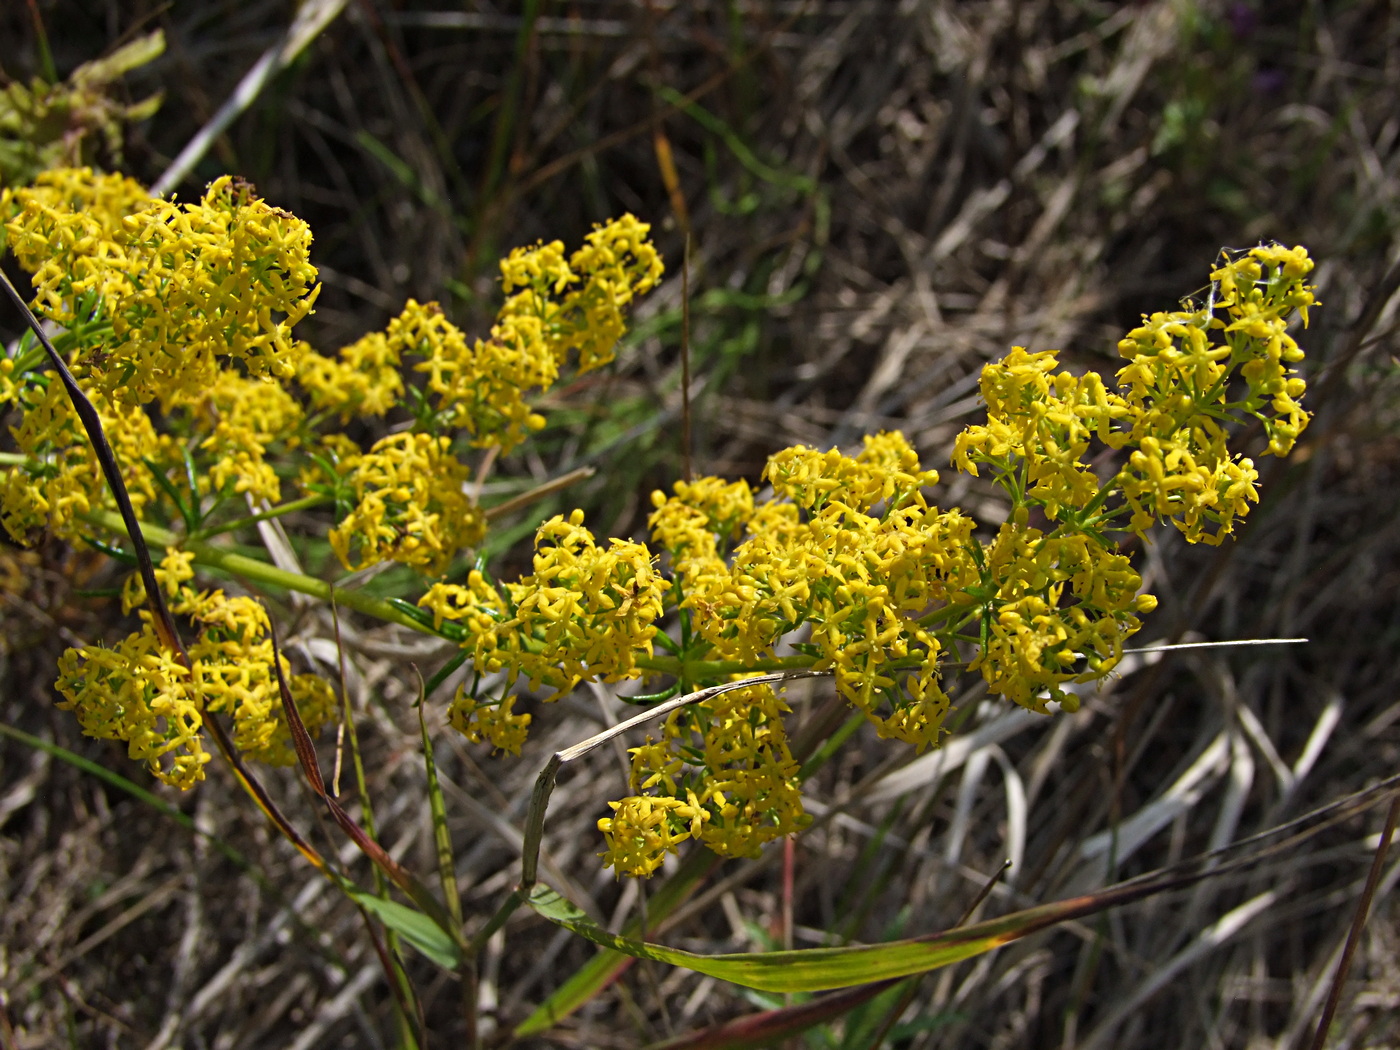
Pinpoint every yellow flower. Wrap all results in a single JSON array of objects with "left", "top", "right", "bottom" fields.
[
  {"left": 329, "top": 432, "right": 485, "bottom": 577},
  {"left": 196, "top": 368, "right": 306, "bottom": 504},
  {"left": 1, "top": 383, "right": 181, "bottom": 545},
  {"left": 5, "top": 169, "right": 319, "bottom": 409},
  {"left": 488, "top": 509, "right": 664, "bottom": 701},
  {"left": 597, "top": 792, "right": 707, "bottom": 877},
  {"left": 600, "top": 684, "right": 809, "bottom": 875},
  {"left": 447, "top": 690, "right": 532, "bottom": 756},
  {"left": 56, "top": 626, "right": 208, "bottom": 789},
  {"left": 177, "top": 588, "right": 337, "bottom": 765}
]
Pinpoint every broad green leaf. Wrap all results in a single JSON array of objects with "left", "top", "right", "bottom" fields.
[{"left": 349, "top": 892, "right": 463, "bottom": 970}]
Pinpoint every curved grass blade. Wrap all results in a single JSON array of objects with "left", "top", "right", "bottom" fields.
[
  {"left": 527, "top": 770, "right": 1400, "bottom": 994},
  {"left": 526, "top": 882, "right": 1057, "bottom": 993}
]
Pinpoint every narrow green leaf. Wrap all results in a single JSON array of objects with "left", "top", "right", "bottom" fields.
[
  {"left": 526, "top": 822, "right": 1307, "bottom": 998},
  {"left": 349, "top": 893, "right": 463, "bottom": 970},
  {"left": 423, "top": 649, "right": 468, "bottom": 700},
  {"left": 142, "top": 455, "right": 197, "bottom": 531},
  {"left": 526, "top": 884, "right": 1014, "bottom": 993},
  {"left": 73, "top": 29, "right": 165, "bottom": 83}
]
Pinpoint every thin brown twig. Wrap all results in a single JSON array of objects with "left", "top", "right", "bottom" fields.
[{"left": 1307, "top": 792, "right": 1400, "bottom": 1050}]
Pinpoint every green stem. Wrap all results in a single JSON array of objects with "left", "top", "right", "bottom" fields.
[
  {"left": 81, "top": 508, "right": 435, "bottom": 636},
  {"left": 467, "top": 889, "right": 523, "bottom": 958}
]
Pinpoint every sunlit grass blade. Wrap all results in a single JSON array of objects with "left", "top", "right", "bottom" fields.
[
  {"left": 525, "top": 881, "right": 1054, "bottom": 993},
  {"left": 526, "top": 770, "right": 1400, "bottom": 993}
]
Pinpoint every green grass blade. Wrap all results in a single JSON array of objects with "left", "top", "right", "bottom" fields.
[
  {"left": 526, "top": 883, "right": 1026, "bottom": 993},
  {"left": 522, "top": 841, "right": 1264, "bottom": 997}
]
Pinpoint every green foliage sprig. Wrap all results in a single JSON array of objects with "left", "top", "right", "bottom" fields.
[{"left": 0, "top": 32, "right": 165, "bottom": 189}]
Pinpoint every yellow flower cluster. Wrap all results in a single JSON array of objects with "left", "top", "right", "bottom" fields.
[
  {"left": 430, "top": 247, "right": 1315, "bottom": 876},
  {"left": 953, "top": 349, "right": 1131, "bottom": 521},
  {"left": 596, "top": 794, "right": 708, "bottom": 878},
  {"left": 180, "top": 588, "right": 337, "bottom": 766},
  {"left": 6, "top": 163, "right": 1314, "bottom": 883},
  {"left": 328, "top": 432, "right": 485, "bottom": 577},
  {"left": 598, "top": 684, "right": 808, "bottom": 876},
  {"left": 969, "top": 524, "right": 1154, "bottom": 710},
  {"left": 58, "top": 563, "right": 336, "bottom": 787},
  {"left": 1, "top": 381, "right": 181, "bottom": 543},
  {"left": 3, "top": 168, "right": 319, "bottom": 408},
  {"left": 4, "top": 169, "right": 663, "bottom": 585},
  {"left": 649, "top": 433, "right": 977, "bottom": 746},
  {"left": 3, "top": 166, "right": 671, "bottom": 799},
  {"left": 55, "top": 624, "right": 206, "bottom": 788},
  {"left": 301, "top": 219, "right": 663, "bottom": 453},
  {"left": 200, "top": 369, "right": 305, "bottom": 505},
  {"left": 498, "top": 213, "right": 665, "bottom": 375},
  {"left": 432, "top": 217, "right": 664, "bottom": 449},
  {"left": 297, "top": 327, "right": 406, "bottom": 423},
  {"left": 446, "top": 692, "right": 533, "bottom": 757},
  {"left": 956, "top": 245, "right": 1315, "bottom": 545},
  {"left": 0, "top": 168, "right": 316, "bottom": 541},
  {"left": 421, "top": 510, "right": 664, "bottom": 700}
]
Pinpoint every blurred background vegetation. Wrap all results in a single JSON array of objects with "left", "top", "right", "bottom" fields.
[{"left": 2, "top": 1, "right": 1399, "bottom": 1047}]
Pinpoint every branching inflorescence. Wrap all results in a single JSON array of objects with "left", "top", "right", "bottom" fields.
[{"left": 1, "top": 166, "right": 1315, "bottom": 877}]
